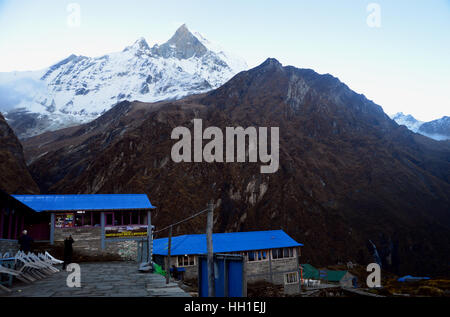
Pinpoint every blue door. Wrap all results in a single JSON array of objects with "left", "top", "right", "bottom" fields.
[
  {"left": 227, "top": 260, "right": 243, "bottom": 297},
  {"left": 198, "top": 255, "right": 243, "bottom": 297}
]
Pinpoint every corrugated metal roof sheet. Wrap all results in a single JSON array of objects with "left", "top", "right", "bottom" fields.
[
  {"left": 300, "top": 264, "right": 349, "bottom": 282},
  {"left": 12, "top": 194, "right": 155, "bottom": 212},
  {"left": 325, "top": 270, "right": 348, "bottom": 282},
  {"left": 300, "top": 264, "right": 319, "bottom": 279},
  {"left": 153, "top": 230, "right": 303, "bottom": 256}
]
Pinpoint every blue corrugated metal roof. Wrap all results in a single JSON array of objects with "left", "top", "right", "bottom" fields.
[
  {"left": 153, "top": 230, "right": 303, "bottom": 256},
  {"left": 12, "top": 194, "right": 155, "bottom": 212}
]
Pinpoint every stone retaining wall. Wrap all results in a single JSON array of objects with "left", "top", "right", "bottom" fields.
[{"left": 54, "top": 227, "right": 139, "bottom": 261}]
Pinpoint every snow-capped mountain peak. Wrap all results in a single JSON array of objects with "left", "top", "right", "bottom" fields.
[
  {"left": 124, "top": 37, "right": 151, "bottom": 53},
  {"left": 391, "top": 112, "right": 423, "bottom": 132},
  {"left": 0, "top": 24, "right": 248, "bottom": 138},
  {"left": 391, "top": 112, "right": 449, "bottom": 141},
  {"left": 154, "top": 24, "right": 208, "bottom": 59}
]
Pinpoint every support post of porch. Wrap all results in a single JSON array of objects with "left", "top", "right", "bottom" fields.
[
  {"left": 50, "top": 213, "right": 55, "bottom": 245},
  {"left": 147, "top": 210, "right": 152, "bottom": 263},
  {"left": 101, "top": 212, "right": 105, "bottom": 250}
]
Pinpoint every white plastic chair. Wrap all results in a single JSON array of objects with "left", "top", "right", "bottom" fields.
[
  {"left": 44, "top": 251, "right": 64, "bottom": 265},
  {"left": 0, "top": 256, "right": 34, "bottom": 292},
  {"left": 29, "top": 253, "right": 58, "bottom": 273},
  {"left": 15, "top": 252, "right": 47, "bottom": 279},
  {"left": 0, "top": 264, "right": 33, "bottom": 284}
]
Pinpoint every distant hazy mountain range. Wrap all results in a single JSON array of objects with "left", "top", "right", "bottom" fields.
[
  {"left": 0, "top": 24, "right": 247, "bottom": 139},
  {"left": 391, "top": 112, "right": 449, "bottom": 141}
]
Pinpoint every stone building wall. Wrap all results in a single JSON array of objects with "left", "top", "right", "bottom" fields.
[
  {"left": 54, "top": 227, "right": 139, "bottom": 261},
  {"left": 55, "top": 227, "right": 102, "bottom": 258},
  {"left": 183, "top": 266, "right": 198, "bottom": 279},
  {"left": 245, "top": 257, "right": 299, "bottom": 284},
  {"left": 105, "top": 240, "right": 138, "bottom": 261},
  {"left": 284, "top": 280, "right": 301, "bottom": 295},
  {"left": 245, "top": 259, "right": 271, "bottom": 282}
]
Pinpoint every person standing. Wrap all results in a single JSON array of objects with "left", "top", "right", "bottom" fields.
[
  {"left": 18, "top": 230, "right": 33, "bottom": 253},
  {"left": 63, "top": 235, "right": 74, "bottom": 270}
]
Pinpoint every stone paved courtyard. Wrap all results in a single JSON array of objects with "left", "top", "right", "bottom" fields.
[{"left": 1, "top": 262, "right": 191, "bottom": 297}]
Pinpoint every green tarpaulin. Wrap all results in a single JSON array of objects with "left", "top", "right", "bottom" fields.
[
  {"left": 153, "top": 263, "right": 166, "bottom": 277},
  {"left": 300, "top": 264, "right": 348, "bottom": 282}
]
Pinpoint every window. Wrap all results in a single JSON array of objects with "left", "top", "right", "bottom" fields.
[
  {"left": 105, "top": 213, "right": 114, "bottom": 226},
  {"left": 247, "top": 250, "right": 268, "bottom": 262},
  {"left": 140, "top": 211, "right": 147, "bottom": 225},
  {"left": 285, "top": 272, "right": 299, "bottom": 285},
  {"left": 177, "top": 255, "right": 195, "bottom": 267},
  {"left": 56, "top": 211, "right": 147, "bottom": 227},
  {"left": 122, "top": 212, "right": 130, "bottom": 225},
  {"left": 259, "top": 251, "right": 268, "bottom": 261},
  {"left": 131, "top": 212, "right": 139, "bottom": 225},
  {"left": 59, "top": 211, "right": 96, "bottom": 227},
  {"left": 272, "top": 248, "right": 294, "bottom": 260},
  {"left": 83, "top": 213, "right": 92, "bottom": 226},
  {"left": 272, "top": 248, "right": 281, "bottom": 259},
  {"left": 75, "top": 214, "right": 83, "bottom": 227},
  {"left": 92, "top": 213, "right": 101, "bottom": 226},
  {"left": 107, "top": 211, "right": 146, "bottom": 226},
  {"left": 55, "top": 213, "right": 74, "bottom": 228}
]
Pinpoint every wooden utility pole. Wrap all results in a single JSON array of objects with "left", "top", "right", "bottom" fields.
[
  {"left": 147, "top": 210, "right": 152, "bottom": 263},
  {"left": 166, "top": 225, "right": 172, "bottom": 284},
  {"left": 296, "top": 247, "right": 302, "bottom": 293},
  {"left": 206, "top": 200, "right": 215, "bottom": 297}
]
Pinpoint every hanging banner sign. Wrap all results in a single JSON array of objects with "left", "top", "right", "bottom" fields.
[{"left": 105, "top": 225, "right": 148, "bottom": 238}]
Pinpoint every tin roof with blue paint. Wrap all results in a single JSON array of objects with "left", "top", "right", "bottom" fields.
[
  {"left": 12, "top": 194, "right": 155, "bottom": 212},
  {"left": 153, "top": 230, "right": 303, "bottom": 256}
]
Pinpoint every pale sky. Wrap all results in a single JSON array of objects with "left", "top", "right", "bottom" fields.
[{"left": 0, "top": 0, "right": 449, "bottom": 121}]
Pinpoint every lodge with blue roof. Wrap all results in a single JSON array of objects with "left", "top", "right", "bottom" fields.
[
  {"left": 11, "top": 194, "right": 155, "bottom": 212},
  {"left": 153, "top": 230, "right": 303, "bottom": 255},
  {"left": 0, "top": 191, "right": 155, "bottom": 260},
  {"left": 153, "top": 230, "right": 303, "bottom": 288}
]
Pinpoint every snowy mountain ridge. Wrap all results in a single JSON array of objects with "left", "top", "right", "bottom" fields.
[
  {"left": 391, "top": 112, "right": 449, "bottom": 141},
  {"left": 0, "top": 24, "right": 247, "bottom": 138}
]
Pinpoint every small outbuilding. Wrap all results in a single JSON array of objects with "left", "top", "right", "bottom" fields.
[{"left": 300, "top": 264, "right": 355, "bottom": 288}]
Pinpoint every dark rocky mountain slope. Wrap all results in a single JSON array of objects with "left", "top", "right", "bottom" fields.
[
  {"left": 0, "top": 113, "right": 39, "bottom": 193},
  {"left": 24, "top": 59, "right": 450, "bottom": 276}
]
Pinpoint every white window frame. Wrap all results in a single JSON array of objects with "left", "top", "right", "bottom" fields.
[
  {"left": 176, "top": 255, "right": 196, "bottom": 267},
  {"left": 284, "top": 272, "right": 299, "bottom": 285},
  {"left": 246, "top": 250, "right": 269, "bottom": 262},
  {"left": 271, "top": 247, "right": 296, "bottom": 260}
]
